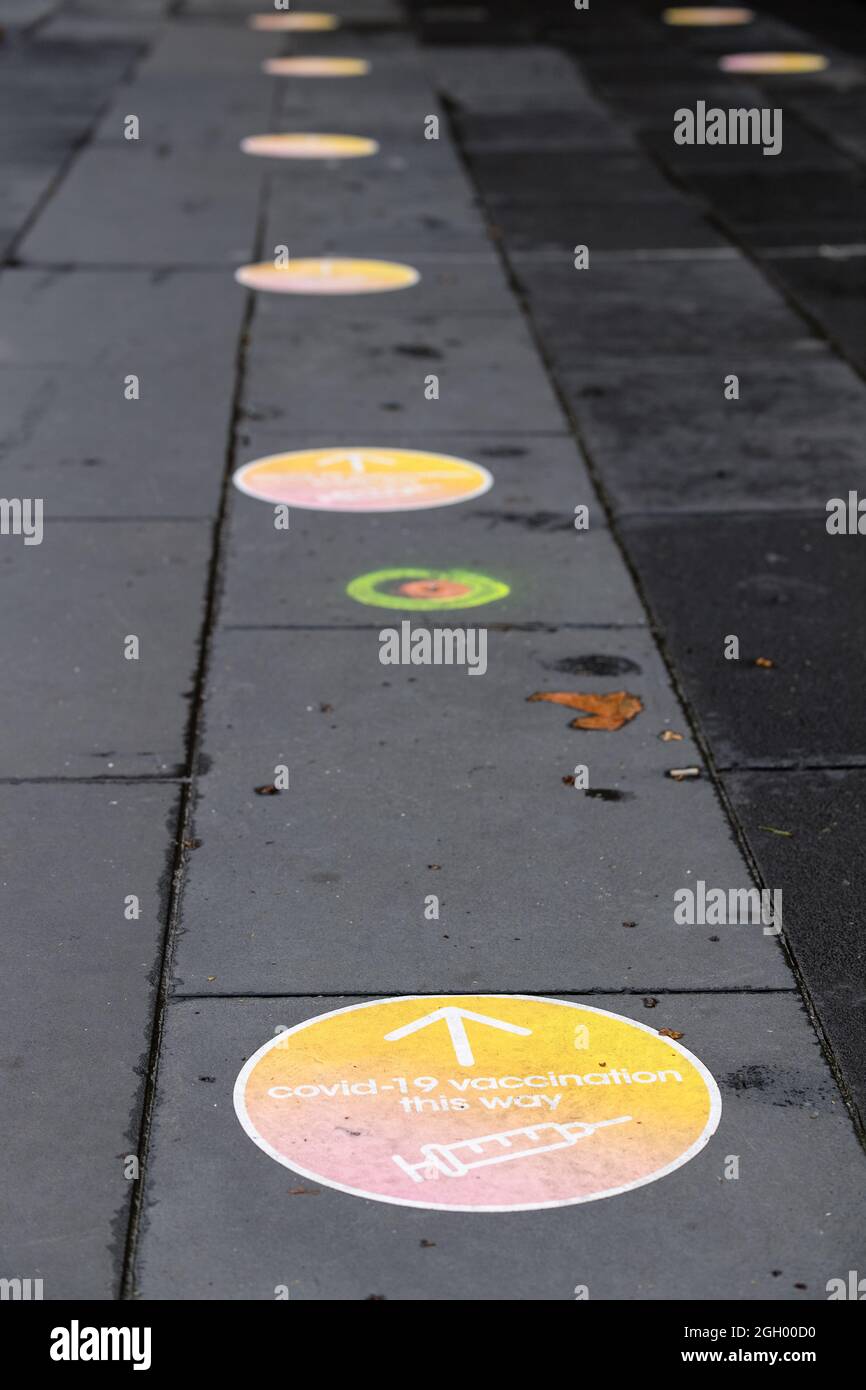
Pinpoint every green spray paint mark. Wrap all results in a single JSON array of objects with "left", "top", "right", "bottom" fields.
[{"left": 346, "top": 567, "right": 510, "bottom": 611}]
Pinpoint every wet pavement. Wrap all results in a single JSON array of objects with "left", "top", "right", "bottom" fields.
[{"left": 1, "top": 0, "right": 864, "bottom": 1302}]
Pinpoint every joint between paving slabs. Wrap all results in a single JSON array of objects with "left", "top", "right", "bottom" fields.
[{"left": 117, "top": 71, "right": 284, "bottom": 1301}]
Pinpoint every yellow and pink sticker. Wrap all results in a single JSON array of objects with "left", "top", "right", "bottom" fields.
[
  {"left": 719, "top": 52, "right": 828, "bottom": 73},
  {"left": 233, "top": 447, "right": 493, "bottom": 513},
  {"left": 249, "top": 12, "right": 340, "bottom": 29},
  {"left": 234, "top": 995, "right": 721, "bottom": 1211},
  {"left": 240, "top": 134, "right": 379, "bottom": 160},
  {"left": 663, "top": 7, "right": 753, "bottom": 23},
  {"left": 263, "top": 56, "right": 370, "bottom": 77},
  {"left": 234, "top": 258, "right": 418, "bottom": 295}
]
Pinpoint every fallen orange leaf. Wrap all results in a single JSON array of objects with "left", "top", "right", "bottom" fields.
[{"left": 527, "top": 689, "right": 643, "bottom": 731}]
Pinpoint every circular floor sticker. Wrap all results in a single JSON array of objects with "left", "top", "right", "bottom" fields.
[
  {"left": 249, "top": 12, "right": 339, "bottom": 29},
  {"left": 719, "top": 52, "right": 828, "bottom": 73},
  {"left": 240, "top": 133, "right": 379, "bottom": 160},
  {"left": 347, "top": 567, "right": 510, "bottom": 610},
  {"left": 234, "top": 995, "right": 722, "bottom": 1212},
  {"left": 233, "top": 448, "right": 493, "bottom": 513},
  {"left": 263, "top": 56, "right": 370, "bottom": 77},
  {"left": 234, "top": 258, "right": 419, "bottom": 295},
  {"left": 663, "top": 7, "right": 753, "bottom": 23}
]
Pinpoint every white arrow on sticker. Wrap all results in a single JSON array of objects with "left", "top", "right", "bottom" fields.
[
  {"left": 316, "top": 450, "right": 397, "bottom": 474},
  {"left": 384, "top": 1006, "right": 532, "bottom": 1067}
]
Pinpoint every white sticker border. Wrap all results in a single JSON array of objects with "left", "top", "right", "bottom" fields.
[{"left": 233, "top": 993, "right": 723, "bottom": 1213}]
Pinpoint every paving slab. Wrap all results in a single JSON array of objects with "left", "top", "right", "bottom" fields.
[
  {"left": 508, "top": 256, "right": 816, "bottom": 359},
  {"left": 791, "top": 90, "right": 866, "bottom": 165},
  {"left": 134, "top": 991, "right": 866, "bottom": 1300},
  {"left": 456, "top": 108, "right": 638, "bottom": 153},
  {"left": 0, "top": 268, "right": 247, "bottom": 368},
  {"left": 262, "top": 189, "right": 491, "bottom": 259},
  {"left": 172, "top": 627, "right": 790, "bottom": 995},
  {"left": 768, "top": 255, "right": 866, "bottom": 377},
  {"left": 486, "top": 196, "right": 726, "bottom": 254},
  {"left": 0, "top": 521, "right": 210, "bottom": 778},
  {"left": 586, "top": 79, "right": 768, "bottom": 126},
  {"left": 559, "top": 355, "right": 866, "bottom": 515},
  {"left": 723, "top": 767, "right": 866, "bottom": 1130},
  {"left": 619, "top": 514, "right": 866, "bottom": 769},
  {"left": 0, "top": 781, "right": 179, "bottom": 1300},
  {"left": 89, "top": 76, "right": 274, "bottom": 150},
  {"left": 19, "top": 144, "right": 263, "bottom": 266},
  {"left": 136, "top": 20, "right": 275, "bottom": 76},
  {"left": 467, "top": 150, "right": 677, "bottom": 204},
  {"left": 689, "top": 168, "right": 866, "bottom": 249},
  {"left": 220, "top": 433, "right": 641, "bottom": 628},
  {"left": 0, "top": 363, "right": 234, "bottom": 518},
  {"left": 426, "top": 45, "right": 593, "bottom": 113},
  {"left": 241, "top": 315, "right": 568, "bottom": 434}
]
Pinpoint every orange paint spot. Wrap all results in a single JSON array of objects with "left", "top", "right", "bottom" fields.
[
  {"left": 399, "top": 579, "right": 472, "bottom": 599},
  {"left": 527, "top": 690, "right": 643, "bottom": 732}
]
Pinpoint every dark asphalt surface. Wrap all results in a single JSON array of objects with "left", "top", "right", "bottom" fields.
[{"left": 1, "top": 0, "right": 864, "bottom": 1302}]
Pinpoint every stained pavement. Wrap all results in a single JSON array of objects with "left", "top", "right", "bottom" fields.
[{"left": 1, "top": 0, "right": 864, "bottom": 1301}]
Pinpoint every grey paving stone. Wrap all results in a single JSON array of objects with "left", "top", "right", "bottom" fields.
[
  {"left": 770, "top": 255, "right": 866, "bottom": 377},
  {"left": 137, "top": 20, "right": 275, "bottom": 75},
  {"left": 0, "top": 521, "right": 210, "bottom": 777},
  {"left": 172, "top": 627, "right": 790, "bottom": 995},
  {"left": 36, "top": 12, "right": 160, "bottom": 42},
  {"left": 595, "top": 80, "right": 770, "bottom": 128},
  {"left": 791, "top": 90, "right": 866, "bottom": 164},
  {"left": 263, "top": 188, "right": 491, "bottom": 259},
  {"left": 19, "top": 145, "right": 263, "bottom": 266},
  {"left": 0, "top": 164, "right": 57, "bottom": 255},
  {"left": 0, "top": 363, "right": 235, "bottom": 518},
  {"left": 689, "top": 168, "right": 866, "bottom": 249},
  {"left": 0, "top": 0, "right": 60, "bottom": 24},
  {"left": 456, "top": 109, "right": 638, "bottom": 153},
  {"left": 133, "top": 992, "right": 866, "bottom": 1300},
  {"left": 427, "top": 45, "right": 592, "bottom": 113},
  {"left": 260, "top": 148, "right": 476, "bottom": 211},
  {"left": 619, "top": 514, "right": 866, "bottom": 769},
  {"left": 468, "top": 151, "right": 677, "bottom": 204},
  {"left": 489, "top": 198, "right": 726, "bottom": 253},
  {"left": 90, "top": 76, "right": 274, "bottom": 150},
  {"left": 241, "top": 315, "right": 568, "bottom": 434},
  {"left": 265, "top": 171, "right": 484, "bottom": 231},
  {"left": 509, "top": 256, "right": 816, "bottom": 359},
  {"left": 0, "top": 268, "right": 247, "bottom": 368},
  {"left": 0, "top": 781, "right": 179, "bottom": 1300},
  {"left": 220, "top": 433, "right": 640, "bottom": 628},
  {"left": 723, "top": 767, "right": 866, "bottom": 1130},
  {"left": 560, "top": 355, "right": 866, "bottom": 514},
  {"left": 69, "top": 0, "right": 167, "bottom": 13}
]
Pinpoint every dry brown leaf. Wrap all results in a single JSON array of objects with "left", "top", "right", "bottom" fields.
[
  {"left": 659, "top": 730, "right": 684, "bottom": 742},
  {"left": 754, "top": 657, "right": 775, "bottom": 668},
  {"left": 527, "top": 689, "right": 643, "bottom": 731},
  {"left": 658, "top": 1027, "right": 684, "bottom": 1040}
]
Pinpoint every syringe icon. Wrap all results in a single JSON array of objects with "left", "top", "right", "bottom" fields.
[{"left": 392, "top": 1115, "right": 632, "bottom": 1183}]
